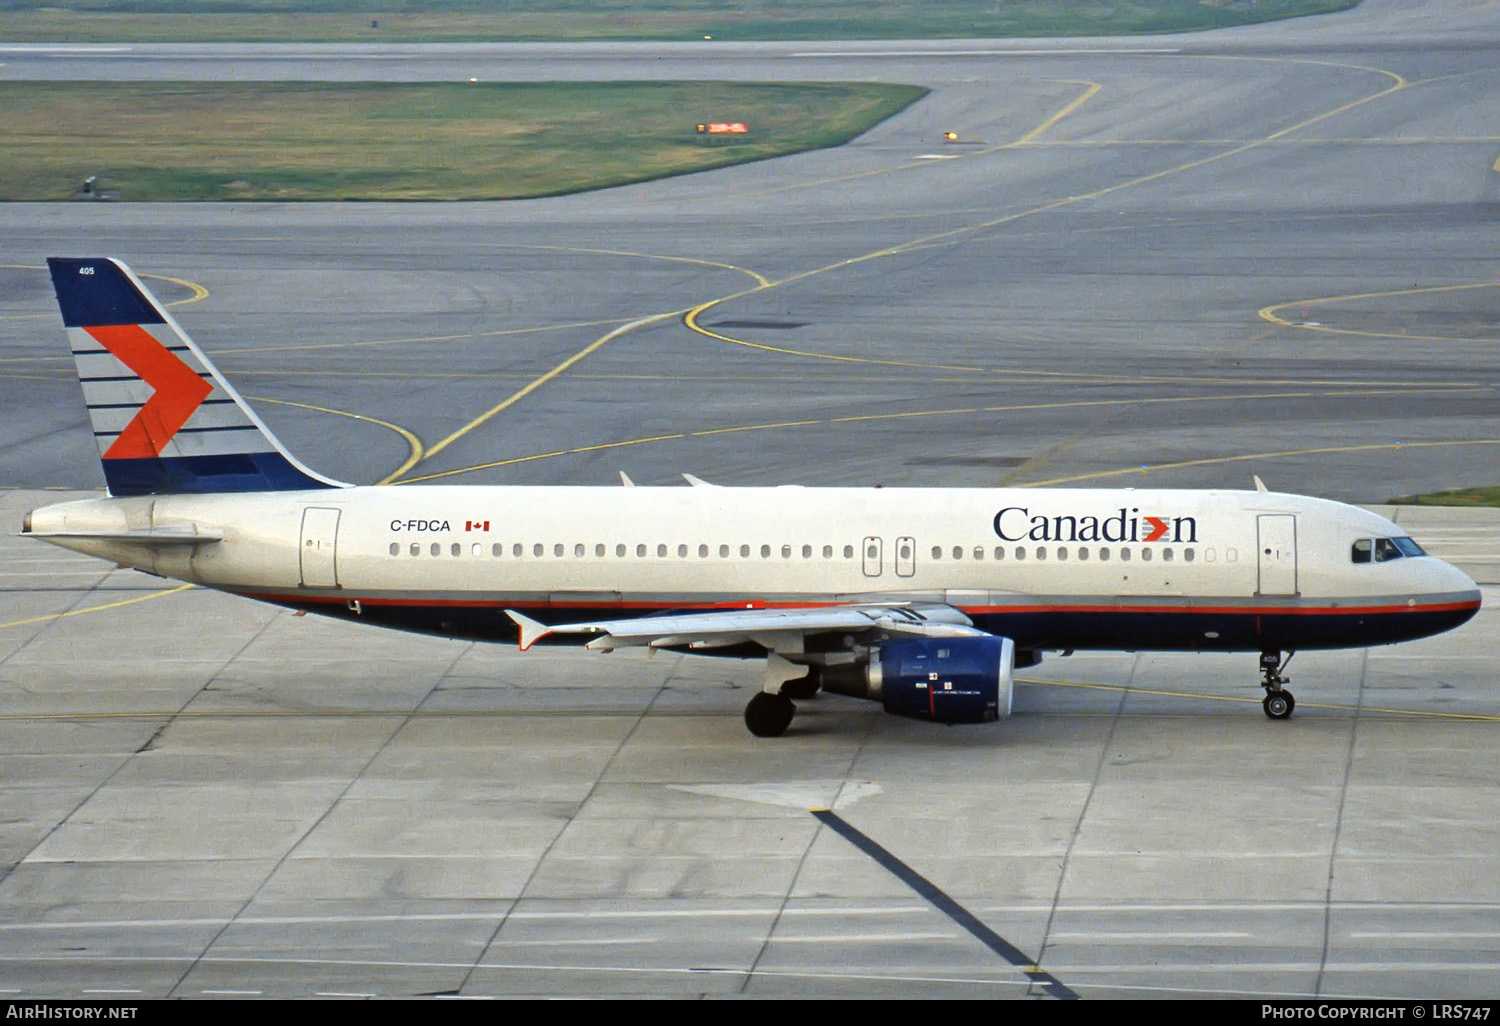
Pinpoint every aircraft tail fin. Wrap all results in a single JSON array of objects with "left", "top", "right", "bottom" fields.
[{"left": 47, "top": 258, "right": 347, "bottom": 496}]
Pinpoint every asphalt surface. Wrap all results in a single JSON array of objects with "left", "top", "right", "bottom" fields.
[{"left": 0, "top": 0, "right": 1498, "bottom": 1000}]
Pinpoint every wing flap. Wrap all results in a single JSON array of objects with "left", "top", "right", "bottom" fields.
[{"left": 506, "top": 603, "right": 990, "bottom": 653}]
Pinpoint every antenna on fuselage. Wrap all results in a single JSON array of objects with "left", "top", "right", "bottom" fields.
[{"left": 1252, "top": 475, "right": 1269, "bottom": 493}]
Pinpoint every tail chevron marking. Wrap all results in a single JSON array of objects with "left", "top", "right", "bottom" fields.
[
  {"left": 86, "top": 324, "right": 214, "bottom": 459},
  {"left": 48, "top": 257, "right": 347, "bottom": 496}
]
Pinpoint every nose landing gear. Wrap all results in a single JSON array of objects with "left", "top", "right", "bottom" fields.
[{"left": 1259, "top": 650, "right": 1295, "bottom": 719}]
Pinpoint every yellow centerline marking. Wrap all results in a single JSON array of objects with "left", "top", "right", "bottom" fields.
[
  {"left": 1260, "top": 281, "right": 1500, "bottom": 343},
  {"left": 397, "top": 386, "right": 1488, "bottom": 483},
  {"left": 685, "top": 59, "right": 1409, "bottom": 371},
  {"left": 1012, "top": 80, "right": 1102, "bottom": 146},
  {"left": 411, "top": 311, "right": 683, "bottom": 470},
  {"left": 501, "top": 244, "right": 772, "bottom": 289},
  {"left": 0, "top": 584, "right": 194, "bottom": 630},
  {"left": 249, "top": 396, "right": 425, "bottom": 485},
  {"left": 0, "top": 264, "right": 209, "bottom": 320},
  {"left": 1022, "top": 439, "right": 1500, "bottom": 488},
  {"left": 224, "top": 318, "right": 625, "bottom": 356}
]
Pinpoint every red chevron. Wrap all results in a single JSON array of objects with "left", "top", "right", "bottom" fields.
[
  {"left": 87, "top": 324, "right": 212, "bottom": 459},
  {"left": 1142, "top": 516, "right": 1169, "bottom": 542}
]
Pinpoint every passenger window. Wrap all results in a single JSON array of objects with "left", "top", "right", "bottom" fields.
[
  {"left": 431, "top": 543, "right": 442, "bottom": 557},
  {"left": 1056, "top": 547, "right": 1067, "bottom": 561},
  {"left": 973, "top": 546, "right": 984, "bottom": 561},
  {"left": 1163, "top": 548, "right": 1173, "bottom": 562},
  {"left": 1099, "top": 548, "right": 1110, "bottom": 562},
  {"left": 596, "top": 544, "right": 606, "bottom": 557},
  {"left": 410, "top": 543, "right": 420, "bottom": 557},
  {"left": 1183, "top": 549, "right": 1195, "bottom": 563},
  {"left": 636, "top": 543, "right": 647, "bottom": 558},
  {"left": 575, "top": 543, "right": 586, "bottom": 557},
  {"left": 720, "top": 544, "right": 730, "bottom": 558},
  {"left": 657, "top": 544, "right": 668, "bottom": 558},
  {"left": 678, "top": 544, "right": 688, "bottom": 558},
  {"left": 1015, "top": 547, "right": 1025, "bottom": 560},
  {"left": 473, "top": 543, "right": 482, "bottom": 557},
  {"left": 555, "top": 543, "right": 565, "bottom": 557},
  {"left": 513, "top": 543, "right": 523, "bottom": 557},
  {"left": 762, "top": 545, "right": 772, "bottom": 558},
  {"left": 932, "top": 546, "right": 942, "bottom": 560},
  {"left": 389, "top": 542, "right": 399, "bottom": 556},
  {"left": 493, "top": 543, "right": 503, "bottom": 557},
  {"left": 1120, "top": 549, "right": 1131, "bottom": 562},
  {"left": 844, "top": 545, "right": 855, "bottom": 559},
  {"left": 741, "top": 544, "right": 751, "bottom": 558},
  {"left": 1036, "top": 547, "right": 1046, "bottom": 560},
  {"left": 1141, "top": 548, "right": 1153, "bottom": 562},
  {"left": 802, "top": 544, "right": 812, "bottom": 559},
  {"left": 782, "top": 544, "right": 792, "bottom": 558},
  {"left": 953, "top": 546, "right": 963, "bottom": 560},
  {"left": 823, "top": 545, "right": 833, "bottom": 558},
  {"left": 1078, "top": 547, "right": 1088, "bottom": 561}
]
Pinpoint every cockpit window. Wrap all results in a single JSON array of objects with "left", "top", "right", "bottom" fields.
[
  {"left": 1352, "top": 536, "right": 1427, "bottom": 564},
  {"left": 1392, "top": 536, "right": 1426, "bottom": 557}
]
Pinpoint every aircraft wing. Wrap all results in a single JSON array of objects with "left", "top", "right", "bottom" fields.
[{"left": 506, "top": 603, "right": 992, "bottom": 652}]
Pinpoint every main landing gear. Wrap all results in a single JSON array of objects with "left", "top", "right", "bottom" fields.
[
  {"left": 743, "top": 656, "right": 818, "bottom": 737},
  {"left": 745, "top": 691, "right": 796, "bottom": 737},
  {"left": 1259, "top": 650, "right": 1295, "bottom": 720}
]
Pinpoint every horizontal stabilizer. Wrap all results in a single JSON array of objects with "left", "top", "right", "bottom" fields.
[{"left": 24, "top": 525, "right": 223, "bottom": 545}]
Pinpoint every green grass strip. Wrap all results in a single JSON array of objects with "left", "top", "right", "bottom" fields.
[
  {"left": 1389, "top": 487, "right": 1500, "bottom": 508},
  {"left": 0, "top": 1, "right": 1363, "bottom": 43},
  {"left": 0, "top": 80, "right": 926, "bottom": 201}
]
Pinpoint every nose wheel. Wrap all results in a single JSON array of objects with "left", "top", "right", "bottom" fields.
[{"left": 1259, "top": 650, "right": 1295, "bottom": 720}]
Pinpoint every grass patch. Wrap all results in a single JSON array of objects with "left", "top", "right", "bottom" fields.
[
  {"left": 0, "top": 80, "right": 927, "bottom": 201},
  {"left": 0, "top": 1, "right": 1364, "bottom": 42},
  {"left": 1389, "top": 487, "right": 1500, "bottom": 508}
]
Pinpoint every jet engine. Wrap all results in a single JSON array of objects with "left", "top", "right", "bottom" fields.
[{"left": 820, "top": 635, "right": 1018, "bottom": 724}]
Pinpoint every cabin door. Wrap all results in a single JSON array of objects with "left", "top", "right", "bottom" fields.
[
  {"left": 1256, "top": 514, "right": 1298, "bottom": 596},
  {"left": 299, "top": 507, "right": 341, "bottom": 589},
  {"left": 895, "top": 536, "right": 916, "bottom": 577}
]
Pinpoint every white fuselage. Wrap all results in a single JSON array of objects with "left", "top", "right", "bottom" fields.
[{"left": 26, "top": 484, "right": 1481, "bottom": 655}]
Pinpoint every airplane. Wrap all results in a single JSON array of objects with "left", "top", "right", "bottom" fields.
[{"left": 21, "top": 257, "right": 1483, "bottom": 737}]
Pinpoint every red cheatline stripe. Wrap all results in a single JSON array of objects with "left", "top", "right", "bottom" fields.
[{"left": 86, "top": 324, "right": 212, "bottom": 459}]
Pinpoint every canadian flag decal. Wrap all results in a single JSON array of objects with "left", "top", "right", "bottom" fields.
[
  {"left": 88, "top": 324, "right": 212, "bottom": 459},
  {"left": 466, "top": 520, "right": 490, "bottom": 532}
]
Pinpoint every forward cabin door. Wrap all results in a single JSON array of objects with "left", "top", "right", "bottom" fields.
[
  {"left": 299, "top": 507, "right": 341, "bottom": 588},
  {"left": 1256, "top": 514, "right": 1298, "bottom": 596}
]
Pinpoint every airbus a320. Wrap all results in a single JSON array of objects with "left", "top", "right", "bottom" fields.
[{"left": 23, "top": 259, "right": 1482, "bottom": 736}]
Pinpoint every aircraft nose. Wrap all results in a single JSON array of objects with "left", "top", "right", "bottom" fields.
[{"left": 1436, "top": 558, "right": 1482, "bottom": 628}]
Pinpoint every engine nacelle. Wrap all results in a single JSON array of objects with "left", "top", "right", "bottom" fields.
[{"left": 821, "top": 636, "right": 1016, "bottom": 724}]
